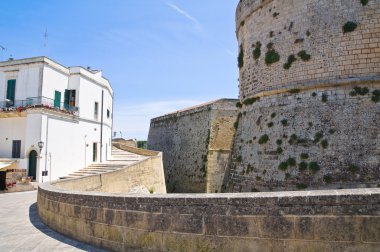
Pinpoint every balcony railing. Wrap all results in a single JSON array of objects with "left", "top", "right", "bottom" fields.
[{"left": 0, "top": 96, "right": 79, "bottom": 116}]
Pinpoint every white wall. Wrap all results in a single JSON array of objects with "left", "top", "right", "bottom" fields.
[
  {"left": 0, "top": 63, "right": 42, "bottom": 102},
  {"left": 0, "top": 117, "right": 27, "bottom": 159},
  {"left": 41, "top": 65, "right": 69, "bottom": 105}
]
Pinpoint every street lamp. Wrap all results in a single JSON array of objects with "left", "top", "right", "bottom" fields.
[{"left": 38, "top": 141, "right": 44, "bottom": 152}]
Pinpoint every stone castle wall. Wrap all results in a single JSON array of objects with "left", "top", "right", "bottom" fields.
[
  {"left": 236, "top": 0, "right": 380, "bottom": 99},
  {"left": 148, "top": 99, "right": 239, "bottom": 193},
  {"left": 226, "top": 84, "right": 380, "bottom": 192},
  {"left": 226, "top": 0, "right": 380, "bottom": 192}
]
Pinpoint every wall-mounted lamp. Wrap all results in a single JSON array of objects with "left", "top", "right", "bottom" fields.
[{"left": 38, "top": 141, "right": 44, "bottom": 152}]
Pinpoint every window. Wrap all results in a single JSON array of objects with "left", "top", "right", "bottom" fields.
[
  {"left": 12, "top": 140, "right": 21, "bottom": 158},
  {"left": 6, "top": 79, "right": 16, "bottom": 106},
  {"left": 107, "top": 109, "right": 110, "bottom": 119},
  {"left": 94, "top": 102, "right": 99, "bottom": 120},
  {"left": 54, "top": 91, "right": 61, "bottom": 108},
  {"left": 64, "top": 90, "right": 76, "bottom": 110}
]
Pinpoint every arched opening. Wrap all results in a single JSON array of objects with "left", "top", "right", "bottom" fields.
[{"left": 28, "top": 150, "right": 37, "bottom": 180}]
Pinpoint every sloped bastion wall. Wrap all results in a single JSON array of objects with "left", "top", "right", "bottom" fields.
[
  {"left": 226, "top": 0, "right": 380, "bottom": 192},
  {"left": 38, "top": 185, "right": 380, "bottom": 252},
  {"left": 148, "top": 99, "right": 239, "bottom": 193}
]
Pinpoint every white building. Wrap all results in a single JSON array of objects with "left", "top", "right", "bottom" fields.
[{"left": 0, "top": 56, "right": 113, "bottom": 182}]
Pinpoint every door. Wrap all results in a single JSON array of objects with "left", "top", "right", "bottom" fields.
[
  {"left": 6, "top": 79, "right": 16, "bottom": 106},
  {"left": 28, "top": 150, "right": 37, "bottom": 180},
  {"left": 54, "top": 91, "right": 61, "bottom": 108},
  {"left": 93, "top": 143, "right": 97, "bottom": 162}
]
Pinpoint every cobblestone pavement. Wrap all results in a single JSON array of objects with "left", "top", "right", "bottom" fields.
[{"left": 0, "top": 190, "right": 106, "bottom": 252}]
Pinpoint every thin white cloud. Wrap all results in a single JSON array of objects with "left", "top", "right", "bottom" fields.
[
  {"left": 113, "top": 99, "right": 205, "bottom": 140},
  {"left": 166, "top": 2, "right": 202, "bottom": 30}
]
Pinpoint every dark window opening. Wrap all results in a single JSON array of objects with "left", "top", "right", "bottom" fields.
[
  {"left": 94, "top": 102, "right": 99, "bottom": 120},
  {"left": 12, "top": 140, "right": 21, "bottom": 158}
]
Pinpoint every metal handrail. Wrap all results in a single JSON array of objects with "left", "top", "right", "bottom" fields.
[{"left": 0, "top": 96, "right": 79, "bottom": 116}]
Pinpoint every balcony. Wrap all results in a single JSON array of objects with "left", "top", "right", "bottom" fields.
[{"left": 0, "top": 96, "right": 79, "bottom": 117}]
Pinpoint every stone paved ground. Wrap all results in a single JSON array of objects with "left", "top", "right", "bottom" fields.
[{"left": 0, "top": 190, "right": 106, "bottom": 252}]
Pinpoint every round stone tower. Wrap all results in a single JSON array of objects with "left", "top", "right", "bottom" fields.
[{"left": 226, "top": 0, "right": 380, "bottom": 192}]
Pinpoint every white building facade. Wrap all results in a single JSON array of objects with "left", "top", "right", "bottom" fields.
[{"left": 0, "top": 57, "right": 113, "bottom": 182}]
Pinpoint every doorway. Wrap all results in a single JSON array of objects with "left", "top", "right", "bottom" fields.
[
  {"left": 28, "top": 150, "right": 37, "bottom": 180},
  {"left": 93, "top": 143, "right": 98, "bottom": 162}
]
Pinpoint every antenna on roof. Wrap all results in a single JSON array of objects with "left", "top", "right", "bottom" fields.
[
  {"left": 0, "top": 45, "right": 6, "bottom": 61},
  {"left": 43, "top": 28, "right": 48, "bottom": 53}
]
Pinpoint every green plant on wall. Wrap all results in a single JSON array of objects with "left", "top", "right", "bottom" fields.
[
  {"left": 298, "top": 50, "right": 311, "bottom": 61},
  {"left": 349, "top": 86, "right": 369, "bottom": 96},
  {"left": 320, "top": 139, "right": 329, "bottom": 149},
  {"left": 288, "top": 88, "right": 301, "bottom": 94},
  {"left": 298, "top": 162, "right": 308, "bottom": 171},
  {"left": 238, "top": 44, "right": 244, "bottom": 69},
  {"left": 361, "top": 0, "right": 369, "bottom": 5},
  {"left": 314, "top": 131, "right": 324, "bottom": 143},
  {"left": 243, "top": 97, "right": 260, "bottom": 105},
  {"left": 253, "top": 41, "right": 262, "bottom": 60},
  {"left": 265, "top": 49, "right": 280, "bottom": 65},
  {"left": 277, "top": 147, "right": 283, "bottom": 154},
  {"left": 309, "top": 162, "right": 320, "bottom": 173},
  {"left": 284, "top": 54, "right": 297, "bottom": 69},
  {"left": 343, "top": 21, "right": 358, "bottom": 33},
  {"left": 258, "top": 134, "right": 269, "bottom": 144},
  {"left": 372, "top": 90, "right": 380, "bottom": 102},
  {"left": 286, "top": 157, "right": 296, "bottom": 166},
  {"left": 321, "top": 94, "right": 328, "bottom": 103},
  {"left": 278, "top": 162, "right": 288, "bottom": 171}
]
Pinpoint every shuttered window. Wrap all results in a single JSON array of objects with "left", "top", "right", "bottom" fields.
[
  {"left": 6, "top": 79, "right": 16, "bottom": 102},
  {"left": 12, "top": 140, "right": 21, "bottom": 158}
]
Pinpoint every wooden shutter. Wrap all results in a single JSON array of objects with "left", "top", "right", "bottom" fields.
[
  {"left": 12, "top": 140, "right": 21, "bottom": 158},
  {"left": 6, "top": 79, "right": 16, "bottom": 102}
]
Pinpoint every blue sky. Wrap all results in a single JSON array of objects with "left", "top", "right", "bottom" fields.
[{"left": 0, "top": 0, "right": 240, "bottom": 139}]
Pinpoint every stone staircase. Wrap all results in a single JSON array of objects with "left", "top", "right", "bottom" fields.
[{"left": 59, "top": 146, "right": 146, "bottom": 180}]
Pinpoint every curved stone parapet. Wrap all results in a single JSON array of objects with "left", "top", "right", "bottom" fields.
[
  {"left": 38, "top": 184, "right": 380, "bottom": 251},
  {"left": 236, "top": 0, "right": 380, "bottom": 98}
]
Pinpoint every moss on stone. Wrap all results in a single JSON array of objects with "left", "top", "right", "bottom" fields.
[
  {"left": 253, "top": 41, "right": 262, "bottom": 60},
  {"left": 258, "top": 134, "right": 269, "bottom": 144},
  {"left": 343, "top": 21, "right": 358, "bottom": 33},
  {"left": 297, "top": 50, "right": 311, "bottom": 61}
]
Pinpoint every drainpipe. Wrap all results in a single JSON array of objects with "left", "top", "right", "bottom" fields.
[{"left": 100, "top": 89, "right": 104, "bottom": 163}]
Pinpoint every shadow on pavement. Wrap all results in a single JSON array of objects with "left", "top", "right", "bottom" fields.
[{"left": 29, "top": 203, "right": 106, "bottom": 252}]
